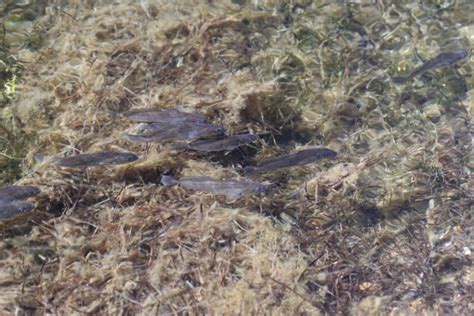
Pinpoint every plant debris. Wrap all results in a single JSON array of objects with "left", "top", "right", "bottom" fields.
[{"left": 0, "top": 1, "right": 472, "bottom": 315}]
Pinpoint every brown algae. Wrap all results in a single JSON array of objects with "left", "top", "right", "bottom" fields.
[{"left": 0, "top": 1, "right": 472, "bottom": 315}]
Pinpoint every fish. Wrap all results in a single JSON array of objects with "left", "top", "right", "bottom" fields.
[
  {"left": 135, "top": 122, "right": 168, "bottom": 135},
  {"left": 118, "top": 108, "right": 209, "bottom": 124},
  {"left": 0, "top": 200, "right": 35, "bottom": 220},
  {"left": 134, "top": 122, "right": 213, "bottom": 136},
  {"left": 0, "top": 185, "right": 41, "bottom": 203},
  {"left": 392, "top": 50, "right": 468, "bottom": 84},
  {"left": 124, "top": 123, "right": 226, "bottom": 143},
  {"left": 173, "top": 134, "right": 257, "bottom": 152},
  {"left": 244, "top": 147, "right": 337, "bottom": 175},
  {"left": 161, "top": 175, "right": 268, "bottom": 200},
  {"left": 53, "top": 151, "right": 139, "bottom": 167}
]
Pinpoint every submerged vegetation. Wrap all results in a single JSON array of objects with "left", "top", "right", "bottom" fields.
[
  {"left": 0, "top": 0, "right": 472, "bottom": 314},
  {"left": 1, "top": 0, "right": 47, "bottom": 185},
  {"left": 0, "top": 52, "right": 25, "bottom": 185}
]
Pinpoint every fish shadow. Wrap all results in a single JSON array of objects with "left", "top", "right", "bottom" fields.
[{"left": 204, "top": 144, "right": 259, "bottom": 169}]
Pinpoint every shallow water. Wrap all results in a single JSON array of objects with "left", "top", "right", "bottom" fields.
[{"left": 0, "top": 1, "right": 472, "bottom": 315}]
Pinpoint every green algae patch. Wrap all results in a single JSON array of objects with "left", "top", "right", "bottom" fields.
[{"left": 0, "top": 1, "right": 472, "bottom": 315}]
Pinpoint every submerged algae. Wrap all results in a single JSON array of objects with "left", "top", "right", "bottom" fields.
[{"left": 0, "top": 1, "right": 472, "bottom": 315}]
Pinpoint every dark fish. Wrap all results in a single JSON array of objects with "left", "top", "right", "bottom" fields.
[
  {"left": 54, "top": 151, "right": 138, "bottom": 167},
  {"left": 244, "top": 147, "right": 337, "bottom": 175},
  {"left": 161, "top": 175, "right": 268, "bottom": 200},
  {"left": 118, "top": 108, "right": 209, "bottom": 124},
  {"left": 124, "top": 124, "right": 225, "bottom": 143},
  {"left": 173, "top": 134, "right": 257, "bottom": 152},
  {"left": 393, "top": 50, "right": 468, "bottom": 84},
  {"left": 0, "top": 185, "right": 41, "bottom": 203},
  {"left": 0, "top": 200, "right": 35, "bottom": 220}
]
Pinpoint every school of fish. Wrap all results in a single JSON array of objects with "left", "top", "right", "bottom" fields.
[{"left": 1, "top": 48, "right": 468, "bottom": 221}]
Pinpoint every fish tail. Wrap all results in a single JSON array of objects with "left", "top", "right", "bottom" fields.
[{"left": 161, "top": 175, "right": 177, "bottom": 186}]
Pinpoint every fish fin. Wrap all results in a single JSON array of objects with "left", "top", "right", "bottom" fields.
[{"left": 161, "top": 175, "right": 176, "bottom": 186}]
